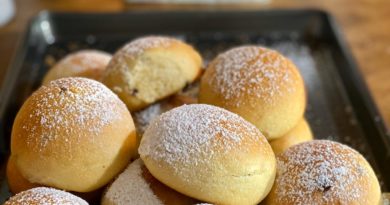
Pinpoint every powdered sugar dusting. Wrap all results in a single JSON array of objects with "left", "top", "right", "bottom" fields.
[
  {"left": 21, "top": 77, "right": 126, "bottom": 153},
  {"left": 104, "top": 36, "right": 179, "bottom": 95},
  {"left": 54, "top": 50, "right": 111, "bottom": 73},
  {"left": 206, "top": 46, "right": 296, "bottom": 106},
  {"left": 108, "top": 36, "right": 177, "bottom": 71},
  {"left": 138, "top": 104, "right": 266, "bottom": 175},
  {"left": 275, "top": 140, "right": 370, "bottom": 204},
  {"left": 133, "top": 83, "right": 199, "bottom": 136},
  {"left": 121, "top": 36, "right": 176, "bottom": 58},
  {"left": 44, "top": 50, "right": 111, "bottom": 84},
  {"left": 4, "top": 187, "right": 87, "bottom": 205},
  {"left": 103, "top": 159, "right": 163, "bottom": 205}
]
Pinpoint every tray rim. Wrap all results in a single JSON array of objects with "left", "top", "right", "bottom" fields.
[
  {"left": 0, "top": 8, "right": 389, "bottom": 185},
  {"left": 325, "top": 13, "right": 390, "bottom": 151}
]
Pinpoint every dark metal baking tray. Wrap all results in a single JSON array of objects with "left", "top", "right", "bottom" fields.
[{"left": 0, "top": 9, "right": 389, "bottom": 203}]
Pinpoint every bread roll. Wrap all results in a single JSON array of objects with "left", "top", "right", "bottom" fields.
[
  {"left": 264, "top": 140, "right": 381, "bottom": 205},
  {"left": 4, "top": 187, "right": 88, "bottom": 205},
  {"left": 102, "top": 158, "right": 199, "bottom": 205},
  {"left": 102, "top": 36, "right": 202, "bottom": 111},
  {"left": 6, "top": 156, "right": 38, "bottom": 194},
  {"left": 199, "top": 46, "right": 306, "bottom": 140},
  {"left": 42, "top": 50, "right": 111, "bottom": 84},
  {"left": 269, "top": 118, "right": 313, "bottom": 155},
  {"left": 11, "top": 77, "right": 137, "bottom": 192},
  {"left": 139, "top": 104, "right": 276, "bottom": 205}
]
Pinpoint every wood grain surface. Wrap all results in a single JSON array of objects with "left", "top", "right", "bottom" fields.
[{"left": 0, "top": 0, "right": 389, "bottom": 128}]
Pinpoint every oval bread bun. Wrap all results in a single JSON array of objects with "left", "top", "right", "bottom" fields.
[
  {"left": 102, "top": 158, "right": 199, "bottom": 205},
  {"left": 4, "top": 187, "right": 88, "bottom": 205},
  {"left": 264, "top": 140, "right": 381, "bottom": 205},
  {"left": 139, "top": 104, "right": 276, "bottom": 205},
  {"left": 269, "top": 118, "right": 313, "bottom": 155},
  {"left": 199, "top": 46, "right": 306, "bottom": 140},
  {"left": 6, "top": 156, "right": 38, "bottom": 194},
  {"left": 11, "top": 77, "right": 137, "bottom": 192},
  {"left": 42, "top": 50, "right": 111, "bottom": 85},
  {"left": 102, "top": 36, "right": 202, "bottom": 111}
]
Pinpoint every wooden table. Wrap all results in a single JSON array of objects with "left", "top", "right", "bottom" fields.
[{"left": 1, "top": 0, "right": 390, "bottom": 128}]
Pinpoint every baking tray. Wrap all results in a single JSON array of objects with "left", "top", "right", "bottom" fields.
[{"left": 1, "top": 9, "right": 390, "bottom": 203}]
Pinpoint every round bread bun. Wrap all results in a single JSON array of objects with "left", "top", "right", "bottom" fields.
[
  {"left": 4, "top": 187, "right": 88, "bottom": 205},
  {"left": 6, "top": 156, "right": 38, "bottom": 194},
  {"left": 102, "top": 158, "right": 199, "bottom": 205},
  {"left": 264, "top": 140, "right": 381, "bottom": 205},
  {"left": 42, "top": 50, "right": 112, "bottom": 85},
  {"left": 139, "top": 104, "right": 276, "bottom": 205},
  {"left": 11, "top": 77, "right": 137, "bottom": 192},
  {"left": 102, "top": 36, "right": 202, "bottom": 111},
  {"left": 269, "top": 118, "right": 313, "bottom": 155},
  {"left": 199, "top": 46, "right": 306, "bottom": 140}
]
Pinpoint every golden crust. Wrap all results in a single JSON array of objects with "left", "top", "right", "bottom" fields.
[
  {"left": 269, "top": 118, "right": 313, "bottom": 155},
  {"left": 42, "top": 50, "right": 111, "bottom": 85},
  {"left": 264, "top": 140, "right": 381, "bottom": 205},
  {"left": 199, "top": 46, "right": 306, "bottom": 139},
  {"left": 6, "top": 156, "right": 104, "bottom": 204},
  {"left": 11, "top": 77, "right": 137, "bottom": 192},
  {"left": 139, "top": 104, "right": 276, "bottom": 205},
  {"left": 6, "top": 156, "right": 38, "bottom": 194},
  {"left": 102, "top": 36, "right": 202, "bottom": 111}
]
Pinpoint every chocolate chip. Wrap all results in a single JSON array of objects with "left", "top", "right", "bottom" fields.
[
  {"left": 183, "top": 82, "right": 191, "bottom": 91},
  {"left": 60, "top": 86, "right": 68, "bottom": 94},
  {"left": 323, "top": 185, "right": 331, "bottom": 192},
  {"left": 131, "top": 88, "right": 138, "bottom": 96}
]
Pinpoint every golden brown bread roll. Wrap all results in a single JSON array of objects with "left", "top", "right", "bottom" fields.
[
  {"left": 264, "top": 140, "right": 381, "bottom": 205},
  {"left": 269, "top": 118, "right": 313, "bottom": 155},
  {"left": 11, "top": 77, "right": 137, "bottom": 192},
  {"left": 102, "top": 36, "right": 202, "bottom": 111},
  {"left": 199, "top": 46, "right": 306, "bottom": 140},
  {"left": 4, "top": 187, "right": 88, "bottom": 205},
  {"left": 6, "top": 156, "right": 38, "bottom": 194},
  {"left": 139, "top": 104, "right": 276, "bottom": 205},
  {"left": 42, "top": 50, "right": 111, "bottom": 85},
  {"left": 102, "top": 158, "right": 200, "bottom": 205}
]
